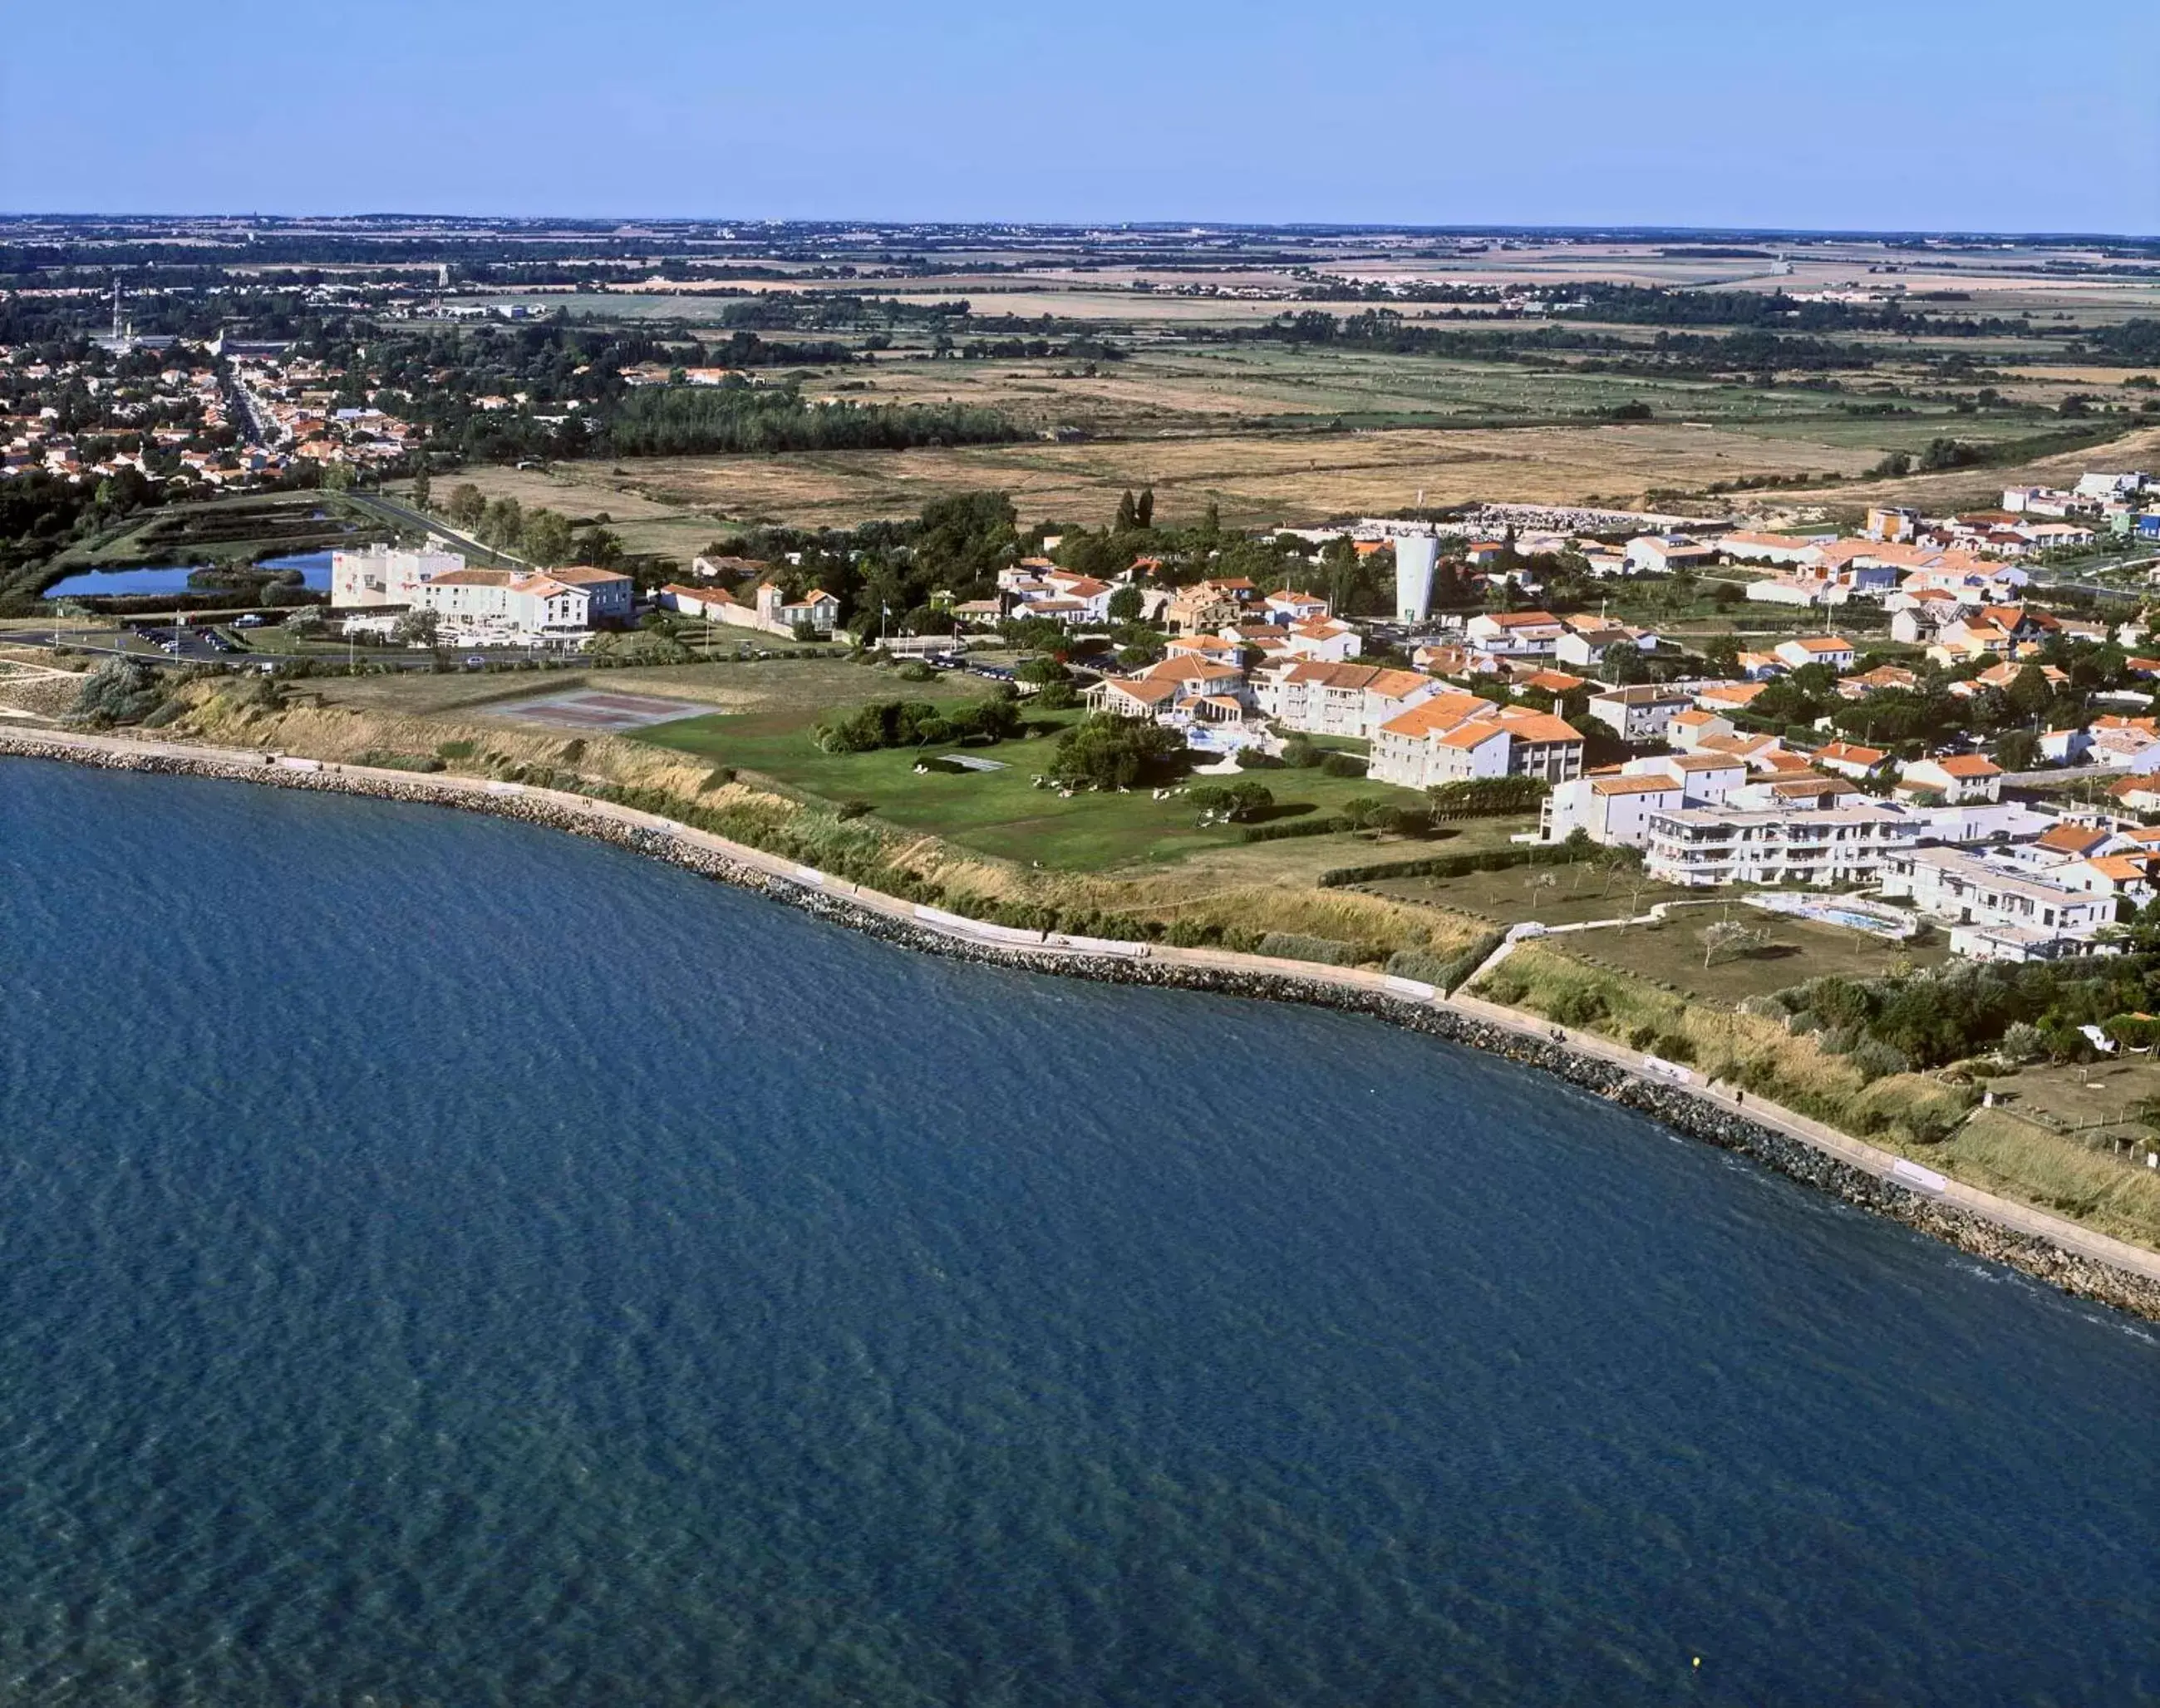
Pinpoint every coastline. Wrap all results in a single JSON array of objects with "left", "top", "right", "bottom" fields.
[{"left": 10, "top": 722, "right": 2160, "bottom": 1324}]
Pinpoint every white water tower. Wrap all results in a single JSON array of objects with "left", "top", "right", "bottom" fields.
[{"left": 1395, "top": 532, "right": 1439, "bottom": 624}]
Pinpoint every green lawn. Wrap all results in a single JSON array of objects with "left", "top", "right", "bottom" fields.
[{"left": 637, "top": 708, "right": 1424, "bottom": 870}]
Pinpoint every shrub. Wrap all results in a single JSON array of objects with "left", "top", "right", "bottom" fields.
[
  {"left": 818, "top": 694, "right": 1021, "bottom": 753},
  {"left": 1256, "top": 932, "right": 1365, "bottom": 966},
  {"left": 1847, "top": 1039, "right": 1912, "bottom": 1084},
  {"left": 1281, "top": 739, "right": 1324, "bottom": 768},
  {"left": 70, "top": 656, "right": 165, "bottom": 727},
  {"left": 895, "top": 661, "right": 937, "bottom": 682},
  {"left": 1383, "top": 948, "right": 1459, "bottom": 985},
  {"left": 1319, "top": 751, "right": 1366, "bottom": 778},
  {"left": 1189, "top": 780, "right": 1273, "bottom": 820},
  {"left": 1996, "top": 1021, "right": 2044, "bottom": 1065},
  {"left": 2103, "top": 1013, "right": 2160, "bottom": 1052},
  {"left": 1316, "top": 839, "right": 1567, "bottom": 888},
  {"left": 1234, "top": 747, "right": 1283, "bottom": 770},
  {"left": 1412, "top": 930, "right": 1508, "bottom": 993},
  {"left": 1548, "top": 985, "right": 1608, "bottom": 1027}
]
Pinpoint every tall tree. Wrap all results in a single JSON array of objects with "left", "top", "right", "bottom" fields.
[
  {"left": 447, "top": 484, "right": 485, "bottom": 529},
  {"left": 523, "top": 508, "right": 573, "bottom": 568},
  {"left": 1135, "top": 487, "right": 1154, "bottom": 529}
]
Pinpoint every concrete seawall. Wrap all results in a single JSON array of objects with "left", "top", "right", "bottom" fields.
[{"left": 10, "top": 725, "right": 2160, "bottom": 1323}]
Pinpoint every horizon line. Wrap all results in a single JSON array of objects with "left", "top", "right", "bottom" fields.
[{"left": 4, "top": 213, "right": 2159, "bottom": 244}]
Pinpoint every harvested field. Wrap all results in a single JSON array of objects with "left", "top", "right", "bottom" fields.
[{"left": 426, "top": 418, "right": 1933, "bottom": 536}]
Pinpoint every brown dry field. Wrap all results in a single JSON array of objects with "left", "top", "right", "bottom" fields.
[{"left": 424, "top": 420, "right": 1907, "bottom": 539}]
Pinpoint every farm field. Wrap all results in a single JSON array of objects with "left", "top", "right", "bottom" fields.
[{"left": 409, "top": 414, "right": 1974, "bottom": 541}]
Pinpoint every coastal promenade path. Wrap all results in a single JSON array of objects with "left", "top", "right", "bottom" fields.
[{"left": 12, "top": 723, "right": 2160, "bottom": 1296}]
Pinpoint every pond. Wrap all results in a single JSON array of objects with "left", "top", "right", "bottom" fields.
[{"left": 43, "top": 551, "right": 334, "bottom": 600}]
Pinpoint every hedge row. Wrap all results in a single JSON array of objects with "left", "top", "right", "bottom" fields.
[
  {"left": 1237, "top": 814, "right": 1352, "bottom": 844},
  {"left": 1317, "top": 841, "right": 1583, "bottom": 888}
]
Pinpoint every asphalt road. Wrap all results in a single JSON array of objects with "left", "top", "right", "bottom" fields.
[
  {"left": 34, "top": 624, "right": 450, "bottom": 672},
  {"left": 347, "top": 492, "right": 519, "bottom": 567}
]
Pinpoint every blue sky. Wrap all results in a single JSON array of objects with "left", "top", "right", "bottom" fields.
[{"left": 8, "top": 0, "right": 2157, "bottom": 232}]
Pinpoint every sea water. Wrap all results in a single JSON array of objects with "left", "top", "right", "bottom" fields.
[{"left": 1, "top": 762, "right": 2155, "bottom": 1706}]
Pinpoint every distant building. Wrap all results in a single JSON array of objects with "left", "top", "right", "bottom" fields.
[{"left": 1865, "top": 506, "right": 1921, "bottom": 543}]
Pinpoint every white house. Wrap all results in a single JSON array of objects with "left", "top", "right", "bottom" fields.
[
  {"left": 1897, "top": 754, "right": 2003, "bottom": 805},
  {"left": 1464, "top": 611, "right": 1567, "bottom": 655},
  {"left": 1278, "top": 618, "right": 1363, "bottom": 662},
  {"left": 1773, "top": 635, "right": 1856, "bottom": 673},
  {"left": 1085, "top": 656, "right": 1251, "bottom": 725},
  {"left": 1585, "top": 684, "right": 1692, "bottom": 744},
  {"left": 1744, "top": 576, "right": 1824, "bottom": 608},
  {"left": 686, "top": 580, "right": 842, "bottom": 638},
  {"left": 1719, "top": 531, "right": 1833, "bottom": 567},
  {"left": 1556, "top": 625, "right": 1652, "bottom": 670},
  {"left": 1263, "top": 588, "right": 1330, "bottom": 625},
  {"left": 1626, "top": 535, "right": 1720, "bottom": 576},
  {"left": 1813, "top": 740, "right": 1894, "bottom": 781}
]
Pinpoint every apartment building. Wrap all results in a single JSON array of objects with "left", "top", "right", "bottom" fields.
[
  {"left": 1541, "top": 773, "right": 1685, "bottom": 848},
  {"left": 1643, "top": 803, "right": 1922, "bottom": 888},
  {"left": 1256, "top": 661, "right": 1438, "bottom": 741},
  {"left": 414, "top": 564, "right": 633, "bottom": 642},
  {"left": 1878, "top": 846, "right": 2114, "bottom": 961},
  {"left": 1370, "top": 694, "right": 1585, "bottom": 790}
]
